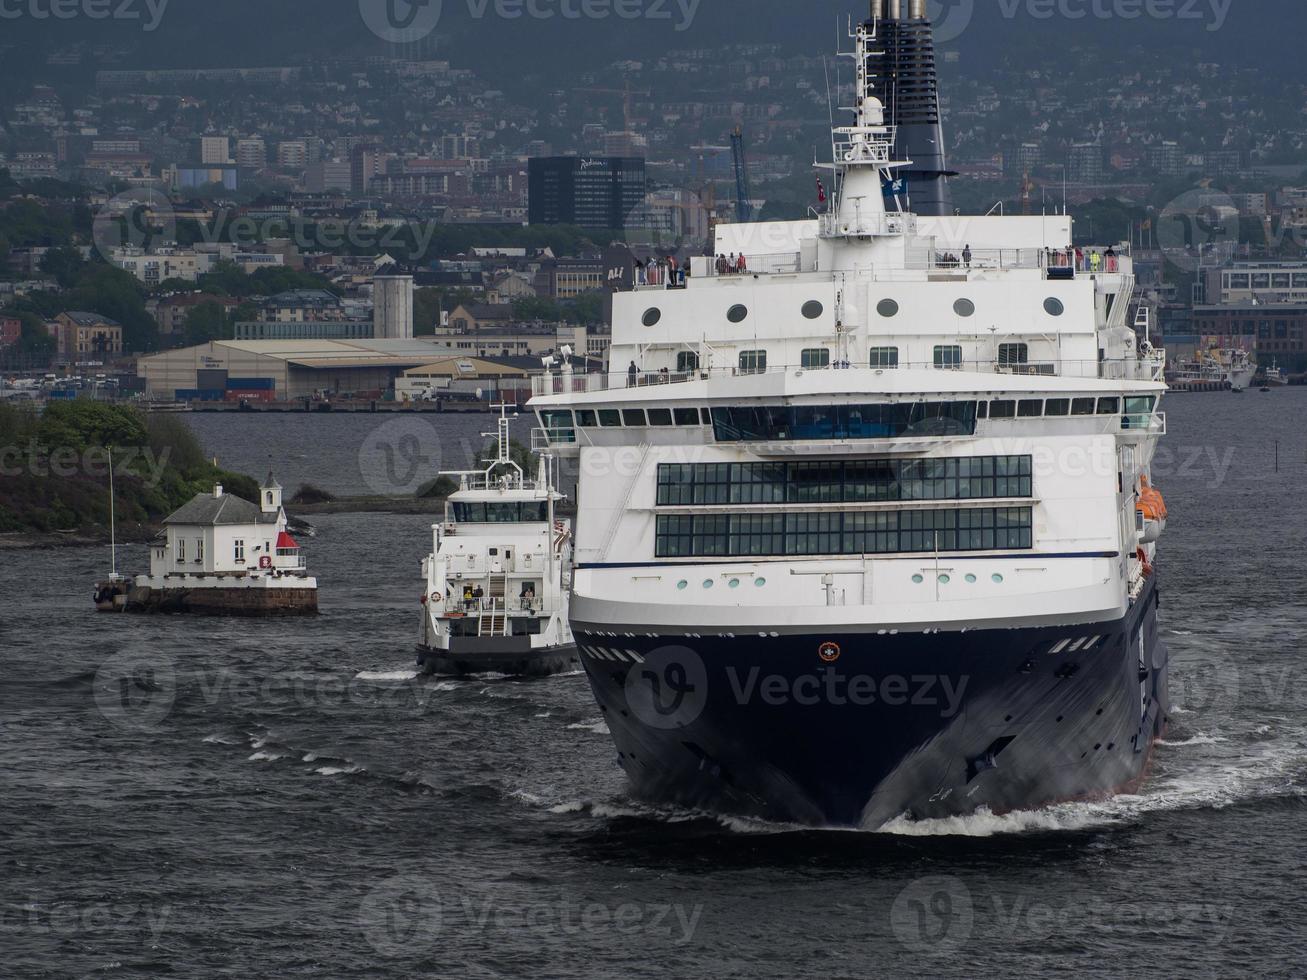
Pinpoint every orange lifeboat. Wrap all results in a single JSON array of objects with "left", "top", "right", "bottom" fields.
[{"left": 1136, "top": 475, "right": 1167, "bottom": 544}]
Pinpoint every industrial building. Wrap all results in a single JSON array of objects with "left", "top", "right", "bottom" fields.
[{"left": 137, "top": 339, "right": 464, "bottom": 400}]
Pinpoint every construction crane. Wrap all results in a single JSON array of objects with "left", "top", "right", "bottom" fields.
[{"left": 730, "top": 125, "right": 753, "bottom": 223}]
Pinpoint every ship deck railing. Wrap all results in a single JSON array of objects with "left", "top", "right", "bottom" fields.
[
  {"left": 631, "top": 244, "right": 1132, "bottom": 288},
  {"left": 533, "top": 358, "right": 1168, "bottom": 397}
]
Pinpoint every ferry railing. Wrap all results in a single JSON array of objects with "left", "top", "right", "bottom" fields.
[{"left": 532, "top": 359, "right": 1170, "bottom": 397}]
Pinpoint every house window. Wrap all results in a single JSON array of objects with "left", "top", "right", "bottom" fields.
[
  {"left": 934, "top": 345, "right": 963, "bottom": 369},
  {"left": 869, "top": 347, "right": 899, "bottom": 368},
  {"left": 234, "top": 539, "right": 246, "bottom": 563},
  {"left": 176, "top": 538, "right": 186, "bottom": 562},
  {"left": 801, "top": 348, "right": 831, "bottom": 369},
  {"left": 196, "top": 539, "right": 204, "bottom": 563},
  {"left": 266, "top": 492, "right": 274, "bottom": 505},
  {"left": 739, "top": 350, "right": 767, "bottom": 375}
]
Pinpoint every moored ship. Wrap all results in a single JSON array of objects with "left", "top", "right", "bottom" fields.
[
  {"left": 530, "top": 3, "right": 1171, "bottom": 828},
  {"left": 416, "top": 406, "right": 576, "bottom": 676}
]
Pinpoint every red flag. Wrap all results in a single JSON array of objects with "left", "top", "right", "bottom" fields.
[{"left": 816, "top": 177, "right": 826, "bottom": 203}]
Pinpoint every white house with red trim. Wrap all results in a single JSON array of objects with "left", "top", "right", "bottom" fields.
[{"left": 128, "top": 471, "right": 318, "bottom": 613}]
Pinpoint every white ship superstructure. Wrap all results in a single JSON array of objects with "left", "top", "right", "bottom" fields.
[
  {"left": 530, "top": 7, "right": 1171, "bottom": 826},
  {"left": 416, "top": 407, "right": 576, "bottom": 676}
]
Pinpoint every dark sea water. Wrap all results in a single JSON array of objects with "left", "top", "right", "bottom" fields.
[{"left": 3, "top": 391, "right": 1306, "bottom": 978}]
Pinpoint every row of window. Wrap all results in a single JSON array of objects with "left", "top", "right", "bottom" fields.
[
  {"left": 711, "top": 402, "right": 978, "bottom": 441},
  {"left": 450, "top": 501, "right": 551, "bottom": 523},
  {"left": 675, "top": 345, "right": 1032, "bottom": 374},
  {"left": 540, "top": 396, "right": 1153, "bottom": 442},
  {"left": 655, "top": 457, "right": 1034, "bottom": 506},
  {"left": 654, "top": 508, "right": 1034, "bottom": 558}
]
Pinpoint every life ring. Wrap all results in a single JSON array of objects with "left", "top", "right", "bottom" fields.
[
  {"left": 818, "top": 641, "right": 841, "bottom": 663},
  {"left": 430, "top": 591, "right": 443, "bottom": 603}
]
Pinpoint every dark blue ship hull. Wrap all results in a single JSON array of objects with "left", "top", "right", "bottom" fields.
[{"left": 574, "top": 578, "right": 1167, "bottom": 828}]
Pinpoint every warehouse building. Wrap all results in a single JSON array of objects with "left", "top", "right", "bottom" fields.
[{"left": 137, "top": 339, "right": 463, "bottom": 401}]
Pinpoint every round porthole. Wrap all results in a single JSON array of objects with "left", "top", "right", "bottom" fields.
[
  {"left": 727, "top": 304, "right": 748, "bottom": 323},
  {"left": 911, "top": 573, "right": 924, "bottom": 584},
  {"left": 754, "top": 577, "right": 766, "bottom": 587},
  {"left": 702, "top": 579, "right": 714, "bottom": 589},
  {"left": 938, "top": 574, "right": 951, "bottom": 584},
  {"left": 877, "top": 298, "right": 900, "bottom": 318},
  {"left": 676, "top": 580, "right": 688, "bottom": 590},
  {"left": 953, "top": 298, "right": 976, "bottom": 317},
  {"left": 801, "top": 300, "right": 824, "bottom": 320},
  {"left": 641, "top": 307, "right": 661, "bottom": 327},
  {"left": 729, "top": 578, "right": 741, "bottom": 589},
  {"left": 992, "top": 573, "right": 1005, "bottom": 584},
  {"left": 1044, "top": 297, "right": 1065, "bottom": 317},
  {"left": 965, "top": 573, "right": 977, "bottom": 583}
]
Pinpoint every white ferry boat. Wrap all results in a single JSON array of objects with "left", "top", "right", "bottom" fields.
[
  {"left": 529, "top": 4, "right": 1171, "bottom": 827},
  {"left": 1170, "top": 347, "right": 1257, "bottom": 391},
  {"left": 416, "top": 407, "right": 577, "bottom": 676}
]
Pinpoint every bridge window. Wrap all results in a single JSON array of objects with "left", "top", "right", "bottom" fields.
[
  {"left": 622, "top": 409, "right": 646, "bottom": 426},
  {"left": 598, "top": 409, "right": 622, "bottom": 427},
  {"left": 575, "top": 409, "right": 597, "bottom": 426},
  {"left": 676, "top": 350, "right": 699, "bottom": 373},
  {"left": 1044, "top": 399, "right": 1070, "bottom": 416},
  {"left": 989, "top": 400, "right": 1016, "bottom": 419},
  {"left": 673, "top": 407, "right": 700, "bottom": 426},
  {"left": 870, "top": 346, "right": 899, "bottom": 368},
  {"left": 1070, "top": 398, "right": 1097, "bottom": 416},
  {"left": 540, "top": 410, "right": 576, "bottom": 443},
  {"left": 655, "top": 507, "right": 1034, "bottom": 558},
  {"left": 1096, "top": 398, "right": 1120, "bottom": 415},
  {"left": 647, "top": 408, "right": 674, "bottom": 426},
  {"left": 711, "top": 402, "right": 978, "bottom": 442},
  {"left": 1018, "top": 399, "right": 1044, "bottom": 417}
]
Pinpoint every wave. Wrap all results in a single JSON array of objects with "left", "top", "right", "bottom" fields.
[
  {"left": 353, "top": 669, "right": 420, "bottom": 682},
  {"left": 314, "top": 765, "right": 364, "bottom": 776},
  {"left": 201, "top": 734, "right": 236, "bottom": 745},
  {"left": 247, "top": 750, "right": 285, "bottom": 762},
  {"left": 565, "top": 719, "right": 610, "bottom": 734}
]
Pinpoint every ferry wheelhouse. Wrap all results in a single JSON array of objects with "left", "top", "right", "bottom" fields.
[
  {"left": 529, "top": 9, "right": 1171, "bottom": 827},
  {"left": 417, "top": 408, "right": 576, "bottom": 676}
]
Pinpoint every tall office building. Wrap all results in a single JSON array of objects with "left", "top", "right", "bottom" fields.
[
  {"left": 236, "top": 139, "right": 267, "bottom": 171},
  {"left": 527, "top": 156, "right": 646, "bottom": 228}
]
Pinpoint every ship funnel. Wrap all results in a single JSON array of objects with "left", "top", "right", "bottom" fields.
[
  {"left": 871, "top": 0, "right": 884, "bottom": 20},
  {"left": 863, "top": 0, "right": 955, "bottom": 214}
]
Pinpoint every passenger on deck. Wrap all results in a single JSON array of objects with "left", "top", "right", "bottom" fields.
[
  {"left": 962, "top": 245, "right": 972, "bottom": 268},
  {"left": 472, "top": 585, "right": 485, "bottom": 608},
  {"left": 1106, "top": 246, "right": 1118, "bottom": 272},
  {"left": 463, "top": 585, "right": 474, "bottom": 610},
  {"left": 716, "top": 254, "right": 729, "bottom": 276},
  {"left": 736, "top": 253, "right": 747, "bottom": 274},
  {"left": 627, "top": 361, "right": 638, "bottom": 387}
]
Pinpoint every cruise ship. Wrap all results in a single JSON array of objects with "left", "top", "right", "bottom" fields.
[
  {"left": 416, "top": 406, "right": 577, "bottom": 676},
  {"left": 530, "top": 2, "right": 1171, "bottom": 828}
]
